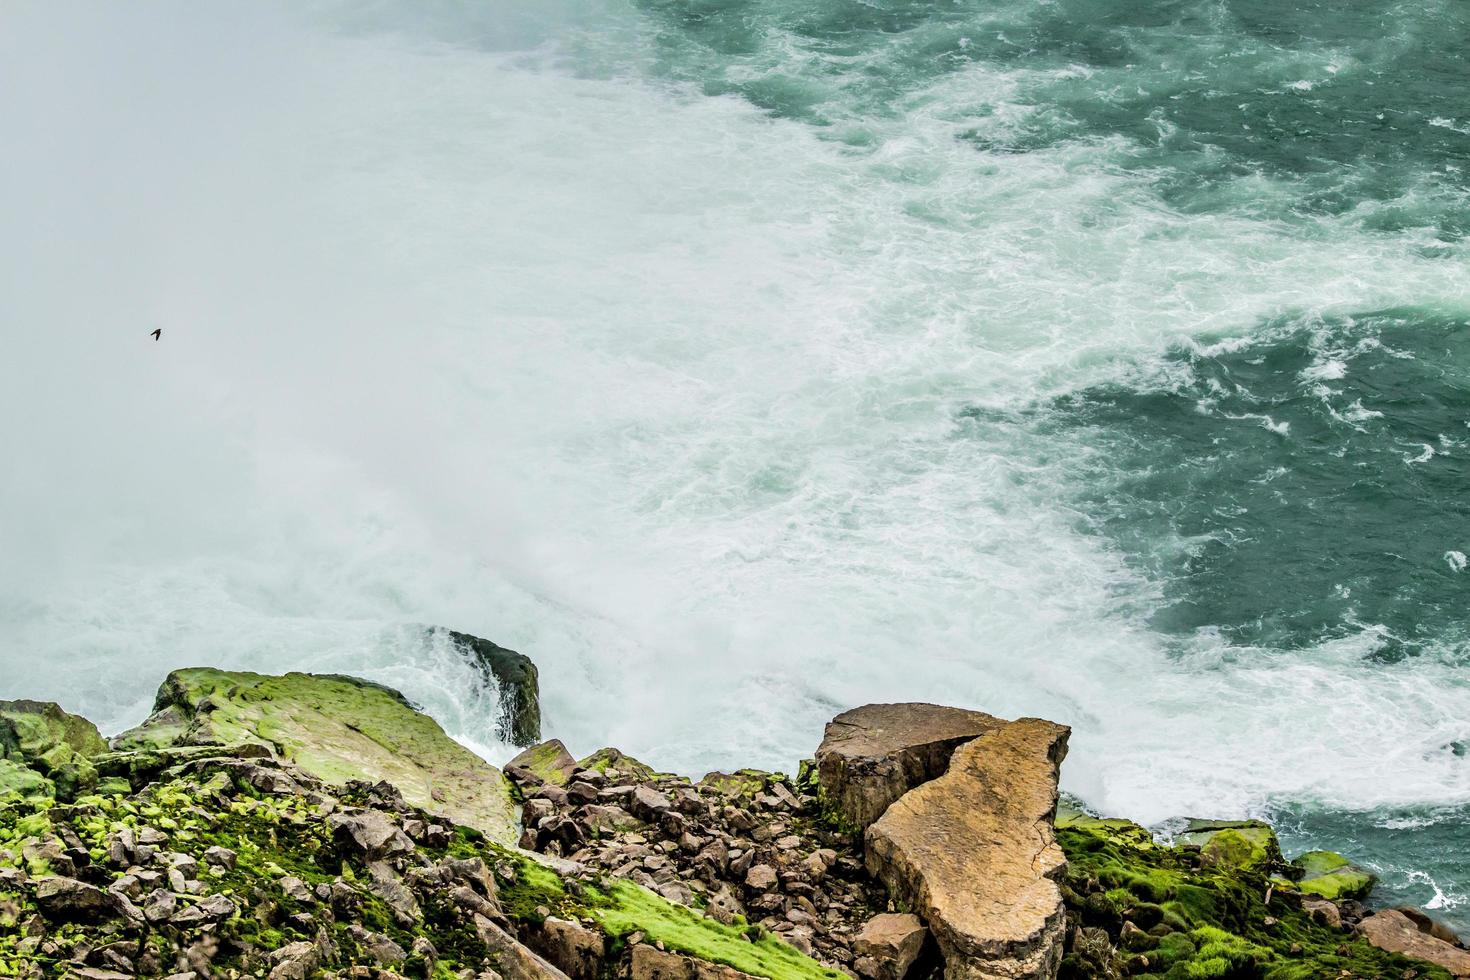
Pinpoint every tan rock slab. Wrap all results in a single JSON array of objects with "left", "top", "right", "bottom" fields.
[
  {"left": 865, "top": 718, "right": 1070, "bottom": 980},
  {"left": 816, "top": 703, "right": 1007, "bottom": 831},
  {"left": 1357, "top": 910, "right": 1470, "bottom": 977}
]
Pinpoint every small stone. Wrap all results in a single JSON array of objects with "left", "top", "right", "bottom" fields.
[
  {"left": 745, "top": 864, "right": 778, "bottom": 892},
  {"left": 202, "top": 846, "right": 237, "bottom": 869},
  {"left": 144, "top": 889, "right": 177, "bottom": 924},
  {"left": 279, "top": 876, "right": 313, "bottom": 903}
]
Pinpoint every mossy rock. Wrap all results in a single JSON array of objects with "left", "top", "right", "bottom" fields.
[
  {"left": 1057, "top": 804, "right": 1156, "bottom": 849},
  {"left": 111, "top": 667, "right": 518, "bottom": 842},
  {"left": 697, "top": 768, "right": 772, "bottom": 799},
  {"left": 0, "top": 758, "right": 53, "bottom": 801},
  {"left": 1176, "top": 819, "right": 1282, "bottom": 870},
  {"left": 434, "top": 627, "right": 541, "bottom": 747},
  {"left": 508, "top": 738, "right": 578, "bottom": 786},
  {"left": 1057, "top": 820, "right": 1449, "bottom": 980},
  {"left": 579, "top": 748, "right": 660, "bottom": 782},
  {"left": 0, "top": 700, "right": 108, "bottom": 801},
  {"left": 1292, "top": 850, "right": 1376, "bottom": 901},
  {"left": 584, "top": 878, "right": 844, "bottom": 980}
]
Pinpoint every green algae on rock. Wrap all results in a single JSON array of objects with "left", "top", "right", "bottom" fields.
[
  {"left": 0, "top": 700, "right": 109, "bottom": 803},
  {"left": 577, "top": 747, "right": 662, "bottom": 782},
  {"left": 1057, "top": 816, "right": 1449, "bottom": 979},
  {"left": 1174, "top": 819, "right": 1283, "bottom": 871},
  {"left": 507, "top": 738, "right": 579, "bottom": 787},
  {"left": 0, "top": 746, "right": 844, "bottom": 980},
  {"left": 1291, "top": 850, "right": 1377, "bottom": 902},
  {"left": 111, "top": 668, "right": 518, "bottom": 843}
]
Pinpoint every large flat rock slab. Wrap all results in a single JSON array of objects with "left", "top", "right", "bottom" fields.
[
  {"left": 815, "top": 703, "right": 1007, "bottom": 830},
  {"left": 865, "top": 718, "right": 1070, "bottom": 980},
  {"left": 112, "top": 668, "right": 518, "bottom": 843},
  {"left": 1357, "top": 910, "right": 1470, "bottom": 977}
]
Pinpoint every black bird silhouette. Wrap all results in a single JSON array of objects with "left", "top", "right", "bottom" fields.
[{"left": 150, "top": 328, "right": 162, "bottom": 341}]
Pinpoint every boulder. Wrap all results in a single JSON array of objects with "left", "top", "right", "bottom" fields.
[
  {"left": 853, "top": 913, "right": 929, "bottom": 980},
  {"left": 329, "top": 810, "right": 415, "bottom": 860},
  {"left": 1174, "top": 819, "right": 1281, "bottom": 870},
  {"left": 0, "top": 758, "right": 53, "bottom": 800},
  {"left": 475, "top": 912, "right": 574, "bottom": 980},
  {"left": 509, "top": 739, "right": 579, "bottom": 786},
  {"left": 815, "top": 703, "right": 1006, "bottom": 831},
  {"left": 579, "top": 747, "right": 659, "bottom": 782},
  {"left": 111, "top": 668, "right": 518, "bottom": 842},
  {"left": 697, "top": 770, "right": 771, "bottom": 799},
  {"left": 434, "top": 627, "right": 542, "bottom": 746},
  {"left": 1397, "top": 906, "right": 1464, "bottom": 946},
  {"left": 1357, "top": 910, "right": 1470, "bottom": 977},
  {"left": 1055, "top": 805, "right": 1154, "bottom": 849},
  {"left": 536, "top": 916, "right": 608, "bottom": 980},
  {"left": 865, "top": 718, "right": 1070, "bottom": 980},
  {"left": 0, "top": 699, "right": 108, "bottom": 800},
  {"left": 1291, "top": 850, "right": 1376, "bottom": 901},
  {"left": 35, "top": 877, "right": 119, "bottom": 920}
]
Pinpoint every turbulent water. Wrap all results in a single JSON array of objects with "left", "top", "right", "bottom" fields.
[{"left": 2, "top": 0, "right": 1467, "bottom": 928}]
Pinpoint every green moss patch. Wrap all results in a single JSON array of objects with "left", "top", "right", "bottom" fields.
[
  {"left": 1059, "top": 822, "right": 1450, "bottom": 980},
  {"left": 1291, "top": 850, "right": 1376, "bottom": 901},
  {"left": 112, "top": 667, "right": 518, "bottom": 842},
  {"left": 585, "top": 879, "right": 845, "bottom": 980}
]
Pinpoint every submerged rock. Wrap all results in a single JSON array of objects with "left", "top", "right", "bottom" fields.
[
  {"left": 111, "top": 667, "right": 518, "bottom": 842},
  {"left": 815, "top": 702, "right": 1006, "bottom": 831},
  {"left": 865, "top": 717, "right": 1070, "bottom": 980}
]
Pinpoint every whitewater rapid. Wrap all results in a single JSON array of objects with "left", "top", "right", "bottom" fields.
[{"left": 2, "top": 0, "right": 1467, "bottom": 921}]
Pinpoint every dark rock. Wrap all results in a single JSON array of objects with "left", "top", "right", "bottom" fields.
[{"left": 435, "top": 627, "right": 541, "bottom": 747}]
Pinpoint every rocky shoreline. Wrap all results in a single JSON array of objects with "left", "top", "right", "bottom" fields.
[{"left": 1, "top": 636, "right": 1466, "bottom": 979}]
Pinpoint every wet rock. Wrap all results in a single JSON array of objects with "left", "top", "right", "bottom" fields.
[
  {"left": 366, "top": 860, "right": 421, "bottom": 925},
  {"left": 348, "top": 924, "right": 407, "bottom": 965},
  {"left": 279, "top": 876, "right": 313, "bottom": 902},
  {"left": 632, "top": 786, "right": 673, "bottom": 820},
  {"left": 436, "top": 627, "right": 541, "bottom": 746},
  {"left": 745, "top": 864, "right": 778, "bottom": 892},
  {"left": 1291, "top": 850, "right": 1376, "bottom": 901},
  {"left": 1175, "top": 820, "right": 1281, "bottom": 871},
  {"left": 1396, "top": 906, "right": 1464, "bottom": 946},
  {"left": 866, "top": 718, "right": 1070, "bottom": 980},
  {"left": 144, "top": 889, "right": 177, "bottom": 924},
  {"left": 1357, "top": 910, "right": 1470, "bottom": 977},
  {"left": 112, "top": 667, "right": 520, "bottom": 842},
  {"left": 202, "top": 846, "right": 236, "bottom": 869},
  {"left": 816, "top": 702, "right": 1007, "bottom": 831}
]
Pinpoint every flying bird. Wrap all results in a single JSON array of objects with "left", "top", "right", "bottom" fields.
[{"left": 150, "top": 328, "right": 162, "bottom": 341}]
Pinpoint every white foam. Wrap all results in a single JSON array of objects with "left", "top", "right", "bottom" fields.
[{"left": 1, "top": 1, "right": 1468, "bottom": 831}]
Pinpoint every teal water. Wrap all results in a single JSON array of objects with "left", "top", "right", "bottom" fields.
[{"left": 2, "top": 0, "right": 1467, "bottom": 936}]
